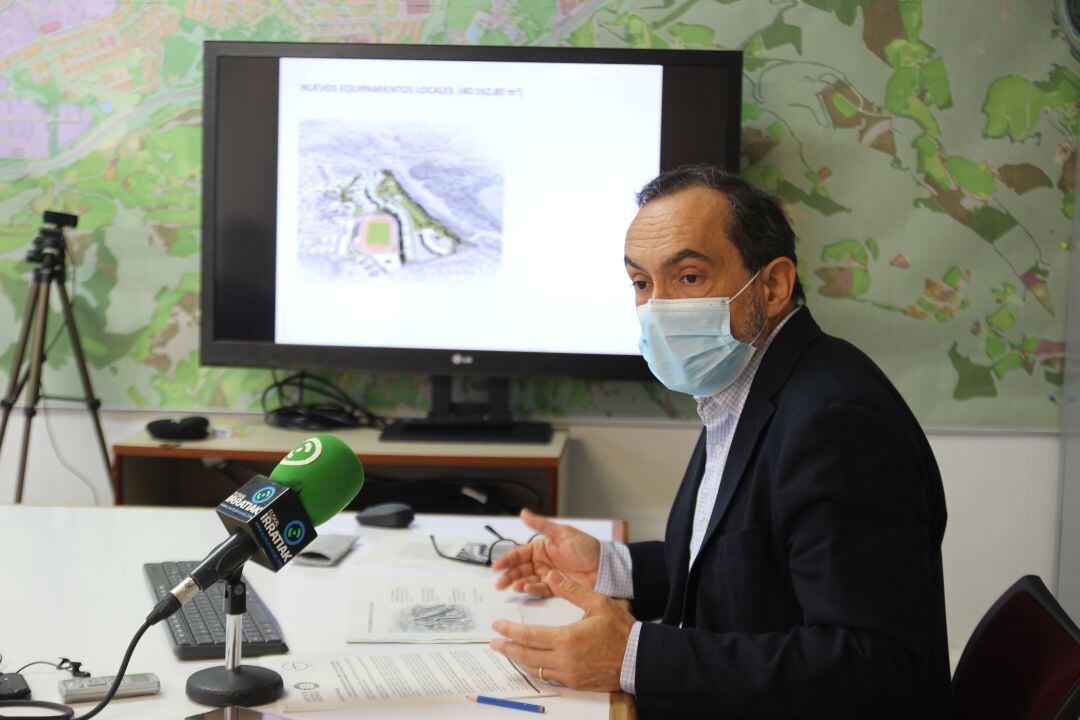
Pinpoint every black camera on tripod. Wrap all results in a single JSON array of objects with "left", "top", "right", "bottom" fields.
[
  {"left": 0, "top": 208, "right": 112, "bottom": 504},
  {"left": 26, "top": 210, "right": 78, "bottom": 264}
]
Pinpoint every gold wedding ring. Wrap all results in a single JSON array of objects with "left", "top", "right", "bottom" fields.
[{"left": 538, "top": 667, "right": 546, "bottom": 682}]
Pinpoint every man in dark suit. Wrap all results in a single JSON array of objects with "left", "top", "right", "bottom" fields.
[{"left": 490, "top": 165, "right": 951, "bottom": 718}]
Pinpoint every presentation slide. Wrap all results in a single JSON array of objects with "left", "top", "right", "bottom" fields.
[{"left": 275, "top": 56, "right": 663, "bottom": 356}]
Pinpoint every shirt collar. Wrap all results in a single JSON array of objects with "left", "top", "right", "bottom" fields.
[{"left": 696, "top": 305, "right": 802, "bottom": 421}]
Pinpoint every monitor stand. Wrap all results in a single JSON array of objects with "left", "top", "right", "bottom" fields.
[{"left": 379, "top": 376, "right": 553, "bottom": 444}]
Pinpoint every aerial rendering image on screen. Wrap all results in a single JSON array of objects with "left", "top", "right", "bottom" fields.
[{"left": 295, "top": 120, "right": 503, "bottom": 284}]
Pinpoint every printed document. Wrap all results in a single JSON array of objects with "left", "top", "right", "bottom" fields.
[
  {"left": 273, "top": 647, "right": 553, "bottom": 712},
  {"left": 347, "top": 577, "right": 522, "bottom": 642}
]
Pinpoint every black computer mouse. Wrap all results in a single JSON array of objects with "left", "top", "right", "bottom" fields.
[{"left": 355, "top": 502, "right": 415, "bottom": 529}]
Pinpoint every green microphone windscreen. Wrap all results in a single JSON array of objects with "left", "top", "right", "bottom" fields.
[{"left": 269, "top": 434, "right": 364, "bottom": 526}]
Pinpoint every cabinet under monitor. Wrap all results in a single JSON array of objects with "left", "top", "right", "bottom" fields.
[{"left": 112, "top": 416, "right": 568, "bottom": 516}]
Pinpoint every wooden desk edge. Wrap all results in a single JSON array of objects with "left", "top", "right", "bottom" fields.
[
  {"left": 610, "top": 691, "right": 636, "bottom": 720},
  {"left": 609, "top": 519, "right": 635, "bottom": 719},
  {"left": 111, "top": 444, "right": 563, "bottom": 512},
  {"left": 111, "top": 444, "right": 562, "bottom": 467},
  {"left": 612, "top": 520, "right": 629, "bottom": 544}
]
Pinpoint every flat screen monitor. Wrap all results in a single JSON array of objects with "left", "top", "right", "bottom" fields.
[{"left": 201, "top": 42, "right": 742, "bottom": 383}]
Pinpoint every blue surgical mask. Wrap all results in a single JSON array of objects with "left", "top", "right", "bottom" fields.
[{"left": 636, "top": 272, "right": 762, "bottom": 397}]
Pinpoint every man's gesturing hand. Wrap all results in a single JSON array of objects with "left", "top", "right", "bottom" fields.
[
  {"left": 490, "top": 570, "right": 635, "bottom": 692},
  {"left": 492, "top": 509, "right": 600, "bottom": 598}
]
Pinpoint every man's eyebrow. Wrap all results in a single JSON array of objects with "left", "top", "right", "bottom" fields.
[
  {"left": 661, "top": 248, "right": 712, "bottom": 270},
  {"left": 625, "top": 249, "right": 713, "bottom": 271}
]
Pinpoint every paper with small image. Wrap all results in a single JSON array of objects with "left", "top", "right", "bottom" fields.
[
  {"left": 275, "top": 647, "right": 553, "bottom": 712},
  {"left": 347, "top": 577, "right": 521, "bottom": 643}
]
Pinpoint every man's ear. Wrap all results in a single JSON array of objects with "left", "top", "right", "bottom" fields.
[{"left": 761, "top": 257, "right": 796, "bottom": 318}]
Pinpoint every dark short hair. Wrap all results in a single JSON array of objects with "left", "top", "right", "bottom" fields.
[{"left": 636, "top": 164, "right": 805, "bottom": 305}]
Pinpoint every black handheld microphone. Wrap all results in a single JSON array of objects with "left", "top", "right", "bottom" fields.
[{"left": 147, "top": 434, "right": 364, "bottom": 624}]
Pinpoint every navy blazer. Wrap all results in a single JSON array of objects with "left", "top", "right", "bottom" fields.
[{"left": 627, "top": 308, "right": 950, "bottom": 719}]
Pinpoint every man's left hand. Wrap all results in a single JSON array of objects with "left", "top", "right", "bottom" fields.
[{"left": 490, "top": 570, "right": 635, "bottom": 692}]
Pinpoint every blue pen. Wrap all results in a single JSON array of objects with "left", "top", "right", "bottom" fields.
[{"left": 467, "top": 695, "right": 545, "bottom": 713}]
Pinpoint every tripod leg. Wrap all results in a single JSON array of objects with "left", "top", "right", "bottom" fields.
[
  {"left": 13, "top": 279, "right": 51, "bottom": 503},
  {"left": 0, "top": 279, "right": 39, "bottom": 457},
  {"left": 55, "top": 281, "right": 113, "bottom": 487}
]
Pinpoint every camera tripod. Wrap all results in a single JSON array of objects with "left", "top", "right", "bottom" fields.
[{"left": 0, "top": 211, "right": 111, "bottom": 503}]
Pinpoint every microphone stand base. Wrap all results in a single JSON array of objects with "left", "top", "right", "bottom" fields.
[{"left": 186, "top": 665, "right": 283, "bottom": 708}]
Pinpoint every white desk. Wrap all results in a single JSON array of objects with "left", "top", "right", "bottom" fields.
[{"left": 0, "top": 506, "right": 630, "bottom": 719}]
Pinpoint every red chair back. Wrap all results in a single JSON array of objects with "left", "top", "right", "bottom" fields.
[{"left": 953, "top": 576, "right": 1080, "bottom": 720}]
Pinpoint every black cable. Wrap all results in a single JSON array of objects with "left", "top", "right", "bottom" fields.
[
  {"left": 15, "top": 661, "right": 63, "bottom": 674},
  {"left": 0, "top": 619, "right": 151, "bottom": 720},
  {"left": 203, "top": 458, "right": 258, "bottom": 489},
  {"left": 0, "top": 700, "right": 72, "bottom": 720},
  {"left": 40, "top": 388, "right": 100, "bottom": 505},
  {"left": 359, "top": 473, "right": 545, "bottom": 512},
  {"left": 13, "top": 661, "right": 46, "bottom": 673},
  {"left": 12, "top": 658, "right": 88, "bottom": 677},
  {"left": 72, "top": 620, "right": 150, "bottom": 720},
  {"left": 261, "top": 371, "right": 387, "bottom": 431},
  {"left": 29, "top": 232, "right": 79, "bottom": 378},
  {"left": 367, "top": 473, "right": 545, "bottom": 504}
]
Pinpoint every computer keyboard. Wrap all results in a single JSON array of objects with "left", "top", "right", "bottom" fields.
[{"left": 143, "top": 561, "right": 288, "bottom": 660}]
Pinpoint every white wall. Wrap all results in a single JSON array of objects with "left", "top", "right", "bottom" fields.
[
  {"left": 932, "top": 433, "right": 1061, "bottom": 655},
  {"left": 0, "top": 408, "right": 1063, "bottom": 662}
]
